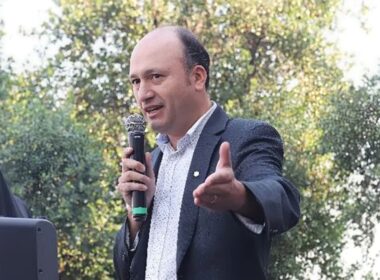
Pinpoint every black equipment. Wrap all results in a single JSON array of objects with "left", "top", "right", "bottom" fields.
[{"left": 0, "top": 217, "right": 59, "bottom": 280}]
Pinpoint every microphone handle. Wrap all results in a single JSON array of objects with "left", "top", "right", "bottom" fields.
[{"left": 129, "top": 131, "right": 147, "bottom": 221}]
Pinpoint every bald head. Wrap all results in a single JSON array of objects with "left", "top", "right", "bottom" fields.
[
  {"left": 131, "top": 27, "right": 183, "bottom": 69},
  {"left": 131, "top": 26, "right": 210, "bottom": 89},
  {"left": 129, "top": 27, "right": 186, "bottom": 87},
  {"left": 141, "top": 25, "right": 178, "bottom": 40},
  {"left": 133, "top": 26, "right": 180, "bottom": 52}
]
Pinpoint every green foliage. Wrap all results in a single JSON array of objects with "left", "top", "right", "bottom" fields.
[
  {"left": 322, "top": 77, "right": 380, "bottom": 176},
  {"left": 321, "top": 74, "right": 380, "bottom": 258},
  {"left": 1, "top": 0, "right": 379, "bottom": 278},
  {"left": 1, "top": 24, "right": 11, "bottom": 145},
  {"left": 0, "top": 67, "right": 9, "bottom": 101},
  {"left": 0, "top": 87, "right": 120, "bottom": 279}
]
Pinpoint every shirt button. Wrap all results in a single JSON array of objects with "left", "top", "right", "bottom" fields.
[{"left": 193, "top": 171, "right": 200, "bottom": 177}]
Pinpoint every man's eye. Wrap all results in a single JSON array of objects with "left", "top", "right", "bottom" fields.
[
  {"left": 152, "top": 74, "right": 162, "bottom": 80},
  {"left": 131, "top": 79, "right": 140, "bottom": 85}
]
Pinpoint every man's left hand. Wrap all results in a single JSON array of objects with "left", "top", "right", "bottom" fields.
[{"left": 193, "top": 141, "right": 247, "bottom": 212}]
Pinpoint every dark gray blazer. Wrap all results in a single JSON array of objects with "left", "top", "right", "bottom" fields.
[
  {"left": 114, "top": 106, "right": 300, "bottom": 280},
  {"left": 0, "top": 169, "right": 31, "bottom": 218}
]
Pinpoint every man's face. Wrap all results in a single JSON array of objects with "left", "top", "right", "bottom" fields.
[{"left": 129, "top": 31, "right": 198, "bottom": 138}]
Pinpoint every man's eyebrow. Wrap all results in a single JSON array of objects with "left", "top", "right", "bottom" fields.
[
  {"left": 129, "top": 69, "right": 163, "bottom": 80},
  {"left": 129, "top": 73, "right": 137, "bottom": 80}
]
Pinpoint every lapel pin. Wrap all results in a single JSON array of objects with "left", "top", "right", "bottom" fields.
[{"left": 193, "top": 171, "right": 200, "bottom": 177}]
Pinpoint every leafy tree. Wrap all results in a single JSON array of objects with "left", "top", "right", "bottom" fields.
[
  {"left": 322, "top": 76, "right": 380, "bottom": 177},
  {"left": 0, "top": 77, "right": 120, "bottom": 279},
  {"left": 0, "top": 23, "right": 11, "bottom": 150},
  {"left": 321, "top": 74, "right": 380, "bottom": 274},
  {"left": 2, "top": 0, "right": 378, "bottom": 278},
  {"left": 1, "top": 11, "right": 120, "bottom": 280}
]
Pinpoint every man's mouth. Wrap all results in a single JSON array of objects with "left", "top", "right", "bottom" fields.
[{"left": 144, "top": 105, "right": 163, "bottom": 116}]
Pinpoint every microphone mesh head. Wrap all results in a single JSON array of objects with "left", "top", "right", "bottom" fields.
[{"left": 123, "top": 114, "right": 146, "bottom": 133}]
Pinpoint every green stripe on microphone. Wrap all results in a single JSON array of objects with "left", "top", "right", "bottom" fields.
[{"left": 132, "top": 207, "right": 147, "bottom": 215}]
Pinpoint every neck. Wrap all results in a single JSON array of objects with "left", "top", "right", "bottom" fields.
[{"left": 168, "top": 99, "right": 212, "bottom": 150}]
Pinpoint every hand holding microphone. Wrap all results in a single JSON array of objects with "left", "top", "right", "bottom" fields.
[{"left": 117, "top": 114, "right": 156, "bottom": 222}]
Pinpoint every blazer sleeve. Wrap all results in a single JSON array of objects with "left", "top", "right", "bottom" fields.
[
  {"left": 113, "top": 220, "right": 131, "bottom": 280},
  {"left": 13, "top": 195, "right": 32, "bottom": 218},
  {"left": 1, "top": 170, "right": 32, "bottom": 218},
  {"left": 232, "top": 121, "right": 301, "bottom": 236},
  {"left": 113, "top": 212, "right": 151, "bottom": 280}
]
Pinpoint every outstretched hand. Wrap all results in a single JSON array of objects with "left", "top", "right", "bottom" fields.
[{"left": 193, "top": 142, "right": 247, "bottom": 212}]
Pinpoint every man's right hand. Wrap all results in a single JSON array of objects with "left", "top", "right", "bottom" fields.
[{"left": 116, "top": 147, "right": 156, "bottom": 215}]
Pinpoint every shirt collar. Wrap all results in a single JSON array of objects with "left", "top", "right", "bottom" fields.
[{"left": 156, "top": 102, "right": 217, "bottom": 150}]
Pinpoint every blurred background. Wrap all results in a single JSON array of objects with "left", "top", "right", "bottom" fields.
[{"left": 0, "top": 0, "right": 379, "bottom": 279}]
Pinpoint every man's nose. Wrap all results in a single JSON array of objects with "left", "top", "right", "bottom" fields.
[{"left": 136, "top": 81, "right": 154, "bottom": 103}]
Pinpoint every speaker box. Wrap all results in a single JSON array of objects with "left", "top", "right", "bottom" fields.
[{"left": 0, "top": 217, "right": 59, "bottom": 280}]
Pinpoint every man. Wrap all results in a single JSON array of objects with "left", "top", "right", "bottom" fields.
[
  {"left": 114, "top": 26, "right": 300, "bottom": 280},
  {"left": 0, "top": 169, "right": 31, "bottom": 218}
]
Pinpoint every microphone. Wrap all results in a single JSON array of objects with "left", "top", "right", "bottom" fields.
[{"left": 123, "top": 114, "right": 147, "bottom": 221}]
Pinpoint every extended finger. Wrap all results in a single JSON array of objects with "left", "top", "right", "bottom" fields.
[{"left": 217, "top": 142, "right": 232, "bottom": 169}]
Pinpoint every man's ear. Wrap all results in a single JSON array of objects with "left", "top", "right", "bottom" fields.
[{"left": 191, "top": 65, "right": 207, "bottom": 91}]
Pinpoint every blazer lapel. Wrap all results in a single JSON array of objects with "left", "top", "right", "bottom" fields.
[
  {"left": 176, "top": 106, "right": 229, "bottom": 269},
  {"left": 151, "top": 147, "right": 163, "bottom": 178}
]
